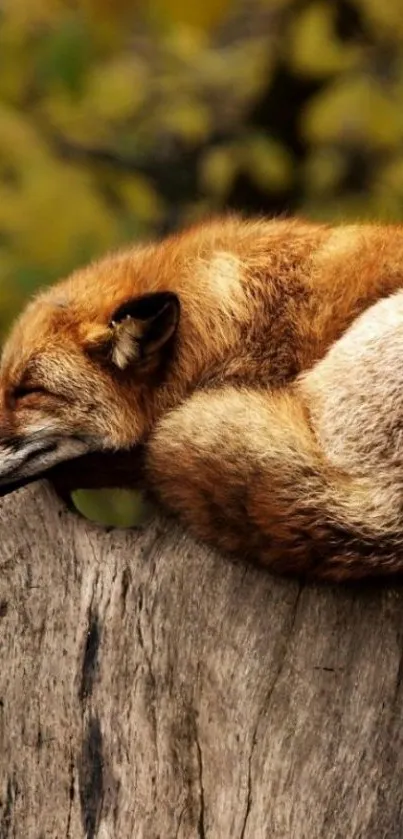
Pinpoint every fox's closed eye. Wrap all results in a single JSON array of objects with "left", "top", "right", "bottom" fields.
[{"left": 13, "top": 384, "right": 49, "bottom": 400}]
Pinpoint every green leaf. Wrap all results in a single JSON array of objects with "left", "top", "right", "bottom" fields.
[
  {"left": 71, "top": 488, "right": 154, "bottom": 528},
  {"left": 35, "top": 17, "right": 92, "bottom": 95}
]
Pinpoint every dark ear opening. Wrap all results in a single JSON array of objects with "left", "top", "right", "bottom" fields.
[{"left": 109, "top": 291, "right": 180, "bottom": 369}]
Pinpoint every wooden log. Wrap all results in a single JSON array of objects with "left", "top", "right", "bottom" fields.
[{"left": 1, "top": 483, "right": 403, "bottom": 838}]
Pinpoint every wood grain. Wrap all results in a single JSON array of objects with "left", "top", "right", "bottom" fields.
[{"left": 1, "top": 483, "right": 403, "bottom": 838}]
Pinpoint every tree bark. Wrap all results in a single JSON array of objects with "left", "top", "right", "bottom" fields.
[{"left": 1, "top": 484, "right": 403, "bottom": 838}]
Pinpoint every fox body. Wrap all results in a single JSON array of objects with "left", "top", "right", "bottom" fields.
[{"left": 2, "top": 216, "right": 403, "bottom": 579}]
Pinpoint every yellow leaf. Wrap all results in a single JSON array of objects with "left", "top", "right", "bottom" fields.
[
  {"left": 303, "top": 149, "right": 347, "bottom": 194},
  {"left": 0, "top": 105, "right": 47, "bottom": 165},
  {"left": 159, "top": 99, "right": 211, "bottom": 143},
  {"left": 354, "top": 0, "right": 403, "bottom": 38},
  {"left": 1, "top": 0, "right": 67, "bottom": 27},
  {"left": 200, "top": 145, "right": 239, "bottom": 197},
  {"left": 242, "top": 135, "right": 293, "bottom": 192},
  {"left": 40, "top": 91, "right": 110, "bottom": 145},
  {"left": 0, "top": 162, "right": 117, "bottom": 268},
  {"left": 151, "top": 0, "right": 231, "bottom": 32},
  {"left": 303, "top": 77, "right": 402, "bottom": 149},
  {"left": 0, "top": 19, "right": 32, "bottom": 104},
  {"left": 84, "top": 57, "right": 147, "bottom": 122},
  {"left": 377, "top": 157, "right": 403, "bottom": 198},
  {"left": 199, "top": 39, "right": 272, "bottom": 103},
  {"left": 118, "top": 175, "right": 164, "bottom": 223},
  {"left": 289, "top": 2, "right": 358, "bottom": 77},
  {"left": 165, "top": 24, "right": 208, "bottom": 61}
]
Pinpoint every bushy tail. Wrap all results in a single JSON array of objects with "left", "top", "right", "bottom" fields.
[{"left": 145, "top": 385, "right": 403, "bottom": 582}]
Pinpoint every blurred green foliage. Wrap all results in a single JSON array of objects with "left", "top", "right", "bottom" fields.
[
  {"left": 1, "top": 0, "right": 403, "bottom": 523},
  {"left": 2, "top": 0, "right": 403, "bottom": 339}
]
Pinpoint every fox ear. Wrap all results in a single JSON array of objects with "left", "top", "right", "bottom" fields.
[{"left": 108, "top": 291, "right": 180, "bottom": 370}]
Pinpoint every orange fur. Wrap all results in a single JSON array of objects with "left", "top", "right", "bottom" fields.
[{"left": 2, "top": 215, "right": 403, "bottom": 579}]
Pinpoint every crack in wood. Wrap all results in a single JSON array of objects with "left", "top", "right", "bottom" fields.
[
  {"left": 239, "top": 583, "right": 304, "bottom": 838},
  {"left": 0, "top": 775, "right": 18, "bottom": 839},
  {"left": 136, "top": 587, "right": 159, "bottom": 798},
  {"left": 79, "top": 610, "right": 101, "bottom": 704},
  {"left": 65, "top": 750, "right": 75, "bottom": 839},
  {"left": 78, "top": 715, "right": 104, "bottom": 839},
  {"left": 195, "top": 733, "right": 206, "bottom": 839}
]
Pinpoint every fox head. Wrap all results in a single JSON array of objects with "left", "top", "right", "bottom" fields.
[
  {"left": 0, "top": 214, "right": 320, "bottom": 497},
  {"left": 0, "top": 216, "right": 255, "bottom": 496},
  {"left": 0, "top": 248, "right": 184, "bottom": 496}
]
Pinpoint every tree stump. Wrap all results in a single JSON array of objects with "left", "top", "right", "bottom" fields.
[{"left": 1, "top": 483, "right": 403, "bottom": 838}]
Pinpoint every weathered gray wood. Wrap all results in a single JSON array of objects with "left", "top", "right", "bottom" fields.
[{"left": 1, "top": 484, "right": 403, "bottom": 839}]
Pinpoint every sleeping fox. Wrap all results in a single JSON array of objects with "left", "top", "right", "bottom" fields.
[{"left": 1, "top": 215, "right": 403, "bottom": 581}]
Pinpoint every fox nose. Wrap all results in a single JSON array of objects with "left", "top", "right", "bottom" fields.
[
  {"left": 0, "top": 436, "right": 61, "bottom": 496},
  {"left": 0, "top": 435, "right": 53, "bottom": 485},
  {"left": 0, "top": 431, "right": 91, "bottom": 498}
]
